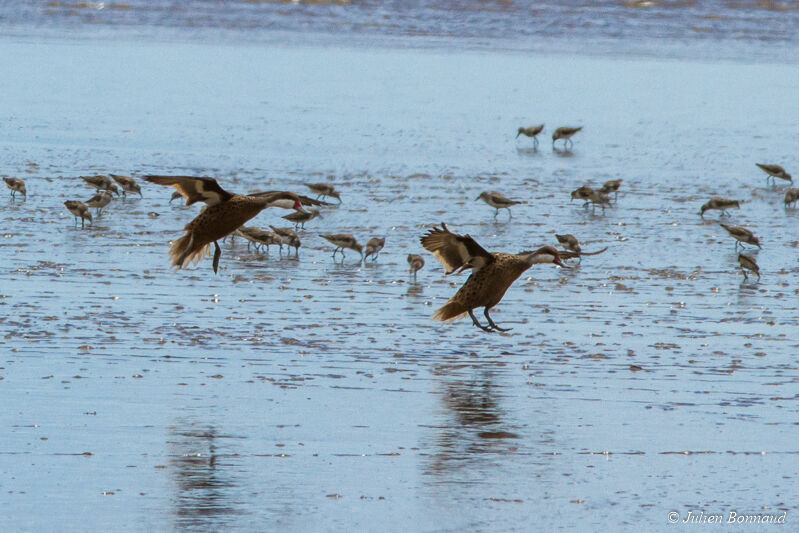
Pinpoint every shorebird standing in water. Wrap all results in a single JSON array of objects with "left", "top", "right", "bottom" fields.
[
  {"left": 585, "top": 190, "right": 611, "bottom": 212},
  {"left": 364, "top": 237, "right": 386, "bottom": 261},
  {"left": 407, "top": 254, "right": 424, "bottom": 279},
  {"left": 699, "top": 198, "right": 740, "bottom": 218},
  {"left": 720, "top": 224, "right": 761, "bottom": 250},
  {"left": 305, "top": 183, "right": 341, "bottom": 203},
  {"left": 756, "top": 163, "right": 792, "bottom": 185},
  {"left": 269, "top": 226, "right": 301, "bottom": 256},
  {"left": 785, "top": 188, "right": 799, "bottom": 208},
  {"left": 86, "top": 190, "right": 113, "bottom": 216},
  {"left": 556, "top": 234, "right": 581, "bottom": 254},
  {"left": 600, "top": 179, "right": 622, "bottom": 201},
  {"left": 3, "top": 178, "right": 26, "bottom": 199},
  {"left": 82, "top": 175, "right": 120, "bottom": 196},
  {"left": 516, "top": 124, "right": 544, "bottom": 146},
  {"left": 477, "top": 191, "right": 523, "bottom": 219},
  {"left": 738, "top": 253, "right": 760, "bottom": 281},
  {"left": 282, "top": 208, "right": 320, "bottom": 229},
  {"left": 64, "top": 200, "right": 92, "bottom": 228},
  {"left": 421, "top": 223, "right": 563, "bottom": 332},
  {"left": 144, "top": 175, "right": 314, "bottom": 273},
  {"left": 236, "top": 227, "right": 283, "bottom": 253},
  {"left": 552, "top": 126, "right": 582, "bottom": 148},
  {"left": 570, "top": 185, "right": 593, "bottom": 203},
  {"left": 321, "top": 233, "right": 363, "bottom": 261},
  {"left": 110, "top": 174, "right": 143, "bottom": 198}
]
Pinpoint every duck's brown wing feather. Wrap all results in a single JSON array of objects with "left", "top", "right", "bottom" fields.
[
  {"left": 144, "top": 176, "right": 234, "bottom": 206},
  {"left": 421, "top": 223, "right": 494, "bottom": 275},
  {"left": 249, "top": 191, "right": 331, "bottom": 207}
]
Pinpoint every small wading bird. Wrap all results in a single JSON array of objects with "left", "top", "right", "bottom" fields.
[
  {"left": 364, "top": 237, "right": 386, "bottom": 261},
  {"left": 570, "top": 185, "right": 593, "bottom": 203},
  {"left": 756, "top": 163, "right": 792, "bottom": 185},
  {"left": 110, "top": 174, "right": 143, "bottom": 198},
  {"left": 321, "top": 233, "right": 363, "bottom": 261},
  {"left": 552, "top": 126, "right": 582, "bottom": 148},
  {"left": 407, "top": 254, "right": 424, "bottom": 278},
  {"left": 269, "top": 226, "right": 301, "bottom": 256},
  {"left": 516, "top": 124, "right": 545, "bottom": 146},
  {"left": 82, "top": 175, "right": 120, "bottom": 196},
  {"left": 477, "top": 191, "right": 523, "bottom": 219},
  {"left": 585, "top": 190, "right": 611, "bottom": 212},
  {"left": 86, "top": 190, "right": 113, "bottom": 216},
  {"left": 144, "top": 175, "right": 315, "bottom": 273},
  {"left": 554, "top": 234, "right": 608, "bottom": 262},
  {"left": 700, "top": 198, "right": 740, "bottom": 218},
  {"left": 305, "top": 183, "right": 341, "bottom": 203},
  {"left": 785, "top": 188, "right": 799, "bottom": 208},
  {"left": 282, "top": 208, "right": 320, "bottom": 229},
  {"left": 738, "top": 253, "right": 760, "bottom": 281},
  {"left": 64, "top": 200, "right": 92, "bottom": 228},
  {"left": 3, "top": 177, "right": 26, "bottom": 199},
  {"left": 421, "top": 223, "right": 563, "bottom": 332},
  {"left": 720, "top": 224, "right": 761, "bottom": 250},
  {"left": 600, "top": 179, "right": 622, "bottom": 201},
  {"left": 236, "top": 227, "right": 283, "bottom": 254}
]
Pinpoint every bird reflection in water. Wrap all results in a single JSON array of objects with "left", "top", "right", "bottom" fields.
[
  {"left": 167, "top": 423, "right": 245, "bottom": 531},
  {"left": 424, "top": 368, "right": 520, "bottom": 478}
]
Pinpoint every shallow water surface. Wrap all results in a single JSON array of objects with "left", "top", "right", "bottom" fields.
[{"left": 1, "top": 35, "right": 798, "bottom": 532}]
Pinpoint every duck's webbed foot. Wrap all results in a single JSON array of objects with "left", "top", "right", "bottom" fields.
[
  {"left": 468, "top": 309, "right": 494, "bottom": 333},
  {"left": 484, "top": 308, "right": 511, "bottom": 332}
]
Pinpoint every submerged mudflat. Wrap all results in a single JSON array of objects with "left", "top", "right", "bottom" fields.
[{"left": 1, "top": 36, "right": 798, "bottom": 531}]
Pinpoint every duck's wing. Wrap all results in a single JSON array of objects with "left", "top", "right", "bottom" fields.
[
  {"left": 249, "top": 190, "right": 331, "bottom": 207},
  {"left": 421, "top": 223, "right": 494, "bottom": 275},
  {"left": 144, "top": 176, "right": 234, "bottom": 206}
]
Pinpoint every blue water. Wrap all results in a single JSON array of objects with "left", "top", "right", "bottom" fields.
[{"left": 1, "top": 6, "right": 799, "bottom": 533}]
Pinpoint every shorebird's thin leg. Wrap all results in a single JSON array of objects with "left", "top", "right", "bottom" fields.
[
  {"left": 506, "top": 207, "right": 513, "bottom": 219},
  {"left": 212, "top": 241, "right": 222, "bottom": 274},
  {"left": 468, "top": 309, "right": 493, "bottom": 332},
  {"left": 533, "top": 137, "right": 539, "bottom": 148},
  {"left": 741, "top": 269, "right": 748, "bottom": 280},
  {"left": 756, "top": 272, "right": 761, "bottom": 281},
  {"left": 484, "top": 308, "right": 511, "bottom": 332},
  {"left": 493, "top": 209, "right": 498, "bottom": 219}
]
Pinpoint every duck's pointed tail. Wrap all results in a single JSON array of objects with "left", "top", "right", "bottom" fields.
[
  {"left": 169, "top": 234, "right": 211, "bottom": 269},
  {"left": 433, "top": 300, "right": 468, "bottom": 322}
]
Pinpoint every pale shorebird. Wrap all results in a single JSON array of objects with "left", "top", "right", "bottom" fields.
[
  {"left": 552, "top": 126, "right": 582, "bottom": 148},
  {"left": 738, "top": 253, "right": 760, "bottom": 281},
  {"left": 305, "top": 183, "right": 341, "bottom": 203},
  {"left": 555, "top": 234, "right": 581, "bottom": 254},
  {"left": 785, "top": 188, "right": 799, "bottom": 208},
  {"left": 700, "top": 198, "right": 740, "bottom": 218},
  {"left": 364, "top": 237, "right": 386, "bottom": 261},
  {"left": 269, "top": 226, "right": 301, "bottom": 256},
  {"left": 600, "top": 179, "right": 622, "bottom": 200},
  {"left": 86, "top": 190, "right": 113, "bottom": 216},
  {"left": 321, "top": 233, "right": 362, "bottom": 261},
  {"left": 477, "top": 191, "right": 523, "bottom": 218},
  {"left": 756, "top": 163, "right": 792, "bottom": 185},
  {"left": 282, "top": 208, "right": 320, "bottom": 229},
  {"left": 421, "top": 223, "right": 563, "bottom": 332},
  {"left": 64, "top": 200, "right": 93, "bottom": 228},
  {"left": 236, "top": 227, "right": 283, "bottom": 253},
  {"left": 407, "top": 254, "right": 425, "bottom": 278},
  {"left": 516, "top": 124, "right": 545, "bottom": 146},
  {"left": 82, "top": 175, "right": 120, "bottom": 196},
  {"left": 3, "top": 178, "right": 26, "bottom": 199},
  {"left": 110, "top": 174, "right": 143, "bottom": 198},
  {"left": 144, "top": 175, "right": 311, "bottom": 273},
  {"left": 720, "top": 224, "right": 761, "bottom": 250}
]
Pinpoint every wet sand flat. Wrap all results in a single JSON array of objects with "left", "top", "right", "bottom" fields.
[{"left": 1, "top": 35, "right": 798, "bottom": 531}]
